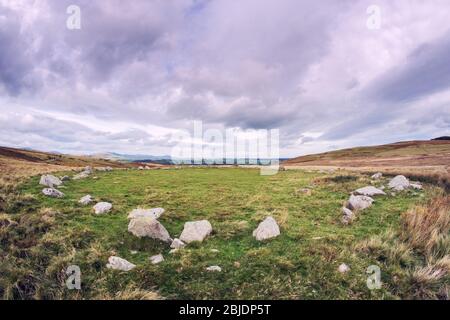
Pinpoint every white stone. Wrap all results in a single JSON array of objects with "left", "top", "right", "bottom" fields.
[
  {"left": 210, "top": 249, "right": 219, "bottom": 253},
  {"left": 179, "top": 220, "right": 213, "bottom": 243},
  {"left": 371, "top": 172, "right": 382, "bottom": 180},
  {"left": 79, "top": 195, "right": 93, "bottom": 205},
  {"left": 354, "top": 186, "right": 386, "bottom": 196},
  {"left": 73, "top": 171, "right": 90, "bottom": 180},
  {"left": 128, "top": 217, "right": 171, "bottom": 242},
  {"left": 252, "top": 216, "right": 280, "bottom": 241},
  {"left": 170, "top": 238, "right": 186, "bottom": 249},
  {"left": 39, "top": 175, "right": 62, "bottom": 188},
  {"left": 206, "top": 266, "right": 222, "bottom": 272},
  {"left": 410, "top": 183, "right": 423, "bottom": 190},
  {"left": 338, "top": 263, "right": 350, "bottom": 273},
  {"left": 93, "top": 202, "right": 112, "bottom": 214},
  {"left": 341, "top": 207, "right": 354, "bottom": 225},
  {"left": 347, "top": 195, "right": 374, "bottom": 211},
  {"left": 149, "top": 254, "right": 164, "bottom": 265},
  {"left": 127, "top": 208, "right": 165, "bottom": 220},
  {"left": 106, "top": 256, "right": 136, "bottom": 271},
  {"left": 42, "top": 188, "right": 64, "bottom": 198},
  {"left": 388, "top": 175, "right": 410, "bottom": 191}
]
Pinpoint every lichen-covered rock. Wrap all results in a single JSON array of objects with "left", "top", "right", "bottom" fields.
[
  {"left": 179, "top": 220, "right": 213, "bottom": 243},
  {"left": 347, "top": 195, "right": 374, "bottom": 211},
  {"left": 354, "top": 186, "right": 386, "bottom": 196},
  {"left": 252, "top": 216, "right": 280, "bottom": 241},
  {"left": 127, "top": 208, "right": 165, "bottom": 220},
  {"left": 388, "top": 175, "right": 410, "bottom": 191},
  {"left": 106, "top": 256, "right": 136, "bottom": 271},
  {"left": 341, "top": 207, "right": 354, "bottom": 225},
  {"left": 40, "top": 175, "right": 62, "bottom": 188},
  {"left": 128, "top": 217, "right": 171, "bottom": 242},
  {"left": 93, "top": 202, "right": 112, "bottom": 214},
  {"left": 42, "top": 188, "right": 65, "bottom": 198},
  {"left": 79, "top": 195, "right": 93, "bottom": 205}
]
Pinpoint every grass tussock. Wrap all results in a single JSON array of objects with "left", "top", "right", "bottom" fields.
[{"left": 356, "top": 194, "right": 450, "bottom": 299}]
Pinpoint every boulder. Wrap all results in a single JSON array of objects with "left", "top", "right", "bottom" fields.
[
  {"left": 73, "top": 171, "right": 90, "bottom": 180},
  {"left": 388, "top": 175, "right": 410, "bottom": 191},
  {"left": 93, "top": 202, "right": 112, "bottom": 214},
  {"left": 347, "top": 195, "right": 374, "bottom": 211},
  {"left": 106, "top": 256, "right": 136, "bottom": 271},
  {"left": 128, "top": 217, "right": 171, "bottom": 242},
  {"left": 354, "top": 186, "right": 386, "bottom": 196},
  {"left": 170, "top": 238, "right": 186, "bottom": 249},
  {"left": 149, "top": 254, "right": 164, "bottom": 265},
  {"left": 371, "top": 172, "right": 382, "bottom": 180},
  {"left": 179, "top": 220, "right": 213, "bottom": 243},
  {"left": 79, "top": 195, "right": 94, "bottom": 205},
  {"left": 341, "top": 207, "right": 354, "bottom": 225},
  {"left": 40, "top": 175, "right": 62, "bottom": 188},
  {"left": 42, "top": 188, "right": 65, "bottom": 198},
  {"left": 127, "top": 208, "right": 165, "bottom": 220},
  {"left": 206, "top": 266, "right": 222, "bottom": 272},
  {"left": 252, "top": 216, "right": 280, "bottom": 241}
]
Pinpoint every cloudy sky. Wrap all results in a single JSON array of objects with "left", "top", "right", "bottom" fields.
[{"left": 0, "top": 0, "right": 449, "bottom": 157}]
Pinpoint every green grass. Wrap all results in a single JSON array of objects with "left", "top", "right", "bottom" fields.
[{"left": 1, "top": 168, "right": 437, "bottom": 299}]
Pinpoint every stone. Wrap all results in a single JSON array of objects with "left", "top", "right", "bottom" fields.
[
  {"left": 210, "top": 249, "right": 219, "bottom": 253},
  {"left": 149, "top": 254, "right": 164, "bottom": 265},
  {"left": 93, "top": 202, "right": 112, "bottom": 214},
  {"left": 127, "top": 208, "right": 165, "bottom": 220},
  {"left": 60, "top": 176, "right": 70, "bottom": 182},
  {"left": 79, "top": 195, "right": 93, "bottom": 205},
  {"left": 179, "top": 220, "right": 213, "bottom": 243},
  {"left": 252, "top": 216, "right": 280, "bottom": 241},
  {"left": 354, "top": 186, "right": 386, "bottom": 196},
  {"left": 170, "top": 238, "right": 186, "bottom": 249},
  {"left": 388, "top": 175, "right": 410, "bottom": 191},
  {"left": 39, "top": 174, "right": 62, "bottom": 188},
  {"left": 84, "top": 166, "right": 94, "bottom": 174},
  {"left": 371, "top": 172, "right": 382, "bottom": 180},
  {"left": 338, "top": 263, "right": 350, "bottom": 273},
  {"left": 42, "top": 188, "right": 64, "bottom": 198},
  {"left": 347, "top": 195, "right": 374, "bottom": 211},
  {"left": 341, "top": 207, "right": 354, "bottom": 225},
  {"left": 106, "top": 256, "right": 136, "bottom": 271},
  {"left": 206, "top": 266, "right": 222, "bottom": 272},
  {"left": 128, "top": 217, "right": 171, "bottom": 242},
  {"left": 73, "top": 171, "right": 90, "bottom": 180},
  {"left": 410, "top": 183, "right": 423, "bottom": 190}
]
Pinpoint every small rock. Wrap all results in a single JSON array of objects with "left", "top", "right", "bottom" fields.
[
  {"left": 388, "top": 175, "right": 410, "bottom": 191},
  {"left": 106, "top": 256, "right": 136, "bottom": 271},
  {"left": 347, "top": 195, "right": 374, "bottom": 211},
  {"left": 179, "top": 220, "right": 213, "bottom": 243},
  {"left": 149, "top": 254, "right": 164, "bottom": 265},
  {"left": 73, "top": 171, "right": 90, "bottom": 180},
  {"left": 93, "top": 202, "right": 112, "bottom": 214},
  {"left": 206, "top": 266, "right": 222, "bottom": 272},
  {"left": 60, "top": 176, "right": 70, "bottom": 182},
  {"left": 79, "top": 195, "right": 94, "bottom": 205},
  {"left": 341, "top": 207, "right": 354, "bottom": 225},
  {"left": 234, "top": 261, "right": 241, "bottom": 268},
  {"left": 253, "top": 216, "right": 280, "bottom": 241},
  {"left": 170, "top": 238, "right": 186, "bottom": 249},
  {"left": 410, "top": 183, "right": 423, "bottom": 190},
  {"left": 210, "top": 249, "right": 219, "bottom": 253},
  {"left": 354, "top": 186, "right": 386, "bottom": 196},
  {"left": 338, "top": 263, "right": 350, "bottom": 273},
  {"left": 128, "top": 217, "right": 171, "bottom": 242},
  {"left": 130, "top": 250, "right": 138, "bottom": 255},
  {"left": 40, "top": 175, "right": 63, "bottom": 188},
  {"left": 84, "top": 166, "right": 94, "bottom": 174},
  {"left": 371, "top": 172, "right": 382, "bottom": 180},
  {"left": 42, "top": 188, "right": 64, "bottom": 198},
  {"left": 128, "top": 208, "right": 165, "bottom": 220}
]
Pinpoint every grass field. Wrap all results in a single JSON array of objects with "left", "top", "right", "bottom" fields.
[{"left": 1, "top": 167, "right": 447, "bottom": 300}]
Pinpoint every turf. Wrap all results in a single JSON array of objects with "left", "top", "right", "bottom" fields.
[{"left": 4, "top": 168, "right": 436, "bottom": 299}]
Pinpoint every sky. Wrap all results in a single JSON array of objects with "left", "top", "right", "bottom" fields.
[{"left": 0, "top": 0, "right": 449, "bottom": 157}]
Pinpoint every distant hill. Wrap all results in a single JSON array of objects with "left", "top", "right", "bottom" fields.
[
  {"left": 432, "top": 136, "right": 450, "bottom": 141},
  {"left": 283, "top": 140, "right": 450, "bottom": 167},
  {"left": 0, "top": 146, "right": 133, "bottom": 169}
]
